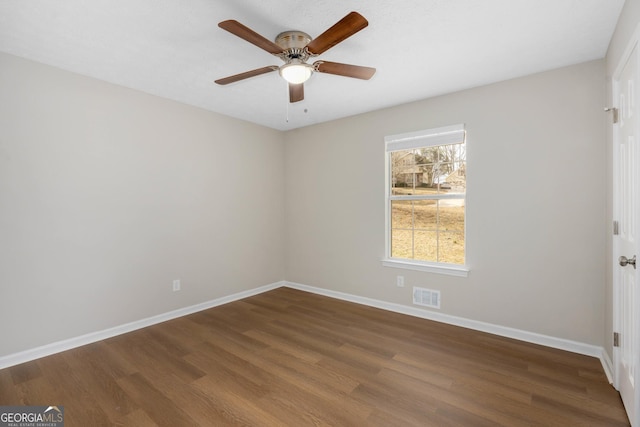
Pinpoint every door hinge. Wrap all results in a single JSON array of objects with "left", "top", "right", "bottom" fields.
[
  {"left": 614, "top": 332, "right": 620, "bottom": 347},
  {"left": 613, "top": 220, "right": 619, "bottom": 235},
  {"left": 605, "top": 107, "right": 619, "bottom": 124}
]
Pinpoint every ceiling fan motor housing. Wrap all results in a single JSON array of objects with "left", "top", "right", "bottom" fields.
[{"left": 275, "top": 31, "right": 313, "bottom": 62}]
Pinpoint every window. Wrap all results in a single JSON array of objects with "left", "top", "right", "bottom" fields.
[{"left": 384, "top": 124, "right": 467, "bottom": 275}]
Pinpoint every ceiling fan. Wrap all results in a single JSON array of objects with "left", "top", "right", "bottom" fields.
[{"left": 215, "top": 11, "right": 376, "bottom": 103}]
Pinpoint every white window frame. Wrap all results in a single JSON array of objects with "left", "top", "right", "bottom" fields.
[{"left": 383, "top": 124, "right": 469, "bottom": 277}]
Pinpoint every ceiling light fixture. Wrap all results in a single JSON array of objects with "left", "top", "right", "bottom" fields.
[
  {"left": 279, "top": 60, "right": 313, "bottom": 84},
  {"left": 216, "top": 15, "right": 375, "bottom": 103}
]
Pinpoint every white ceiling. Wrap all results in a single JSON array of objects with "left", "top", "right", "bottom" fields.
[{"left": 0, "top": 0, "right": 626, "bottom": 131}]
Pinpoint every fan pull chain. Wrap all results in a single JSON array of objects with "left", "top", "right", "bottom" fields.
[{"left": 285, "top": 82, "right": 290, "bottom": 123}]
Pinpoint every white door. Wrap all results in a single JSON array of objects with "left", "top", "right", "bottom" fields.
[{"left": 614, "top": 41, "right": 640, "bottom": 427}]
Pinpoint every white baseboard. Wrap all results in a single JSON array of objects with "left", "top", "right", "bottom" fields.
[
  {"left": 1, "top": 279, "right": 612, "bottom": 382},
  {"left": 600, "top": 348, "right": 614, "bottom": 384},
  {"left": 284, "top": 281, "right": 611, "bottom": 377},
  {"left": 0, "top": 281, "right": 284, "bottom": 370}
]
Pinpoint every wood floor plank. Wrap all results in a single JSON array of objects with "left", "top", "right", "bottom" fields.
[
  {"left": 435, "top": 401, "right": 519, "bottom": 427},
  {"left": 10, "top": 376, "right": 57, "bottom": 407},
  {"left": 0, "top": 368, "right": 16, "bottom": 403},
  {"left": 386, "top": 355, "right": 455, "bottom": 390},
  {"left": 116, "top": 408, "right": 158, "bottom": 427},
  {"left": 255, "top": 346, "right": 374, "bottom": 421},
  {"left": 116, "top": 373, "right": 198, "bottom": 426},
  {"left": 188, "top": 340, "right": 275, "bottom": 390},
  {"left": 260, "top": 345, "right": 361, "bottom": 395},
  {"left": 191, "top": 375, "right": 285, "bottom": 426},
  {"left": 242, "top": 327, "right": 325, "bottom": 364},
  {"left": 448, "top": 378, "right": 550, "bottom": 425},
  {"left": 532, "top": 392, "right": 630, "bottom": 426},
  {"left": 9, "top": 360, "right": 42, "bottom": 385},
  {"left": 367, "top": 407, "right": 435, "bottom": 427},
  {"left": 61, "top": 346, "right": 139, "bottom": 423},
  {"left": 108, "top": 330, "right": 206, "bottom": 384},
  {"left": 379, "top": 365, "right": 531, "bottom": 426},
  {"left": 37, "top": 354, "right": 112, "bottom": 426},
  {"left": 0, "top": 287, "right": 630, "bottom": 426},
  {"left": 79, "top": 341, "right": 138, "bottom": 379},
  {"left": 352, "top": 379, "right": 439, "bottom": 423},
  {"left": 137, "top": 371, "right": 236, "bottom": 426},
  {"left": 256, "top": 382, "right": 365, "bottom": 426}
]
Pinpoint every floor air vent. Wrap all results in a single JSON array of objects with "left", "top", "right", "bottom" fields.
[{"left": 413, "top": 287, "right": 441, "bottom": 309}]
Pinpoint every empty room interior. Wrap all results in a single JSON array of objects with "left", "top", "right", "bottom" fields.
[{"left": 1, "top": 0, "right": 639, "bottom": 425}]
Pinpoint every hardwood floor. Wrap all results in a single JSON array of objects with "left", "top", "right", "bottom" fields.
[{"left": 0, "top": 287, "right": 630, "bottom": 426}]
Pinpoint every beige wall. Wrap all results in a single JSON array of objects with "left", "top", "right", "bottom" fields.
[
  {"left": 0, "top": 41, "right": 618, "bottom": 357},
  {"left": 285, "top": 60, "right": 606, "bottom": 345},
  {"left": 604, "top": 0, "right": 640, "bottom": 361},
  {"left": 0, "top": 53, "right": 286, "bottom": 357}
]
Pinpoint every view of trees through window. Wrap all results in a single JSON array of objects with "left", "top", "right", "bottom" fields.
[{"left": 389, "top": 142, "right": 466, "bottom": 264}]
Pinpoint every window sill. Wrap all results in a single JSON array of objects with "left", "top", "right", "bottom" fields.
[{"left": 382, "top": 259, "right": 469, "bottom": 277}]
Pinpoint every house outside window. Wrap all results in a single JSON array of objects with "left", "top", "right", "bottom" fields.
[{"left": 384, "top": 124, "right": 468, "bottom": 276}]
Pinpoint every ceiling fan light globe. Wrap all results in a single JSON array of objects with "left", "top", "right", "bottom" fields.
[{"left": 279, "top": 63, "right": 313, "bottom": 84}]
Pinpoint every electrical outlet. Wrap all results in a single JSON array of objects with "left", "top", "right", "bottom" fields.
[
  {"left": 172, "top": 279, "right": 181, "bottom": 292},
  {"left": 397, "top": 275, "right": 405, "bottom": 287}
]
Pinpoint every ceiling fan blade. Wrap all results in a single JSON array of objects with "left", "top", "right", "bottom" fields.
[
  {"left": 314, "top": 61, "right": 376, "bottom": 80},
  {"left": 289, "top": 83, "right": 304, "bottom": 103},
  {"left": 215, "top": 66, "right": 278, "bottom": 85},
  {"left": 305, "top": 12, "right": 369, "bottom": 55},
  {"left": 218, "top": 20, "right": 283, "bottom": 55}
]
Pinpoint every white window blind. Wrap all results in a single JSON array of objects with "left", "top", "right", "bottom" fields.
[{"left": 385, "top": 124, "right": 466, "bottom": 152}]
